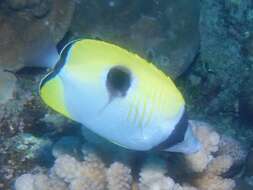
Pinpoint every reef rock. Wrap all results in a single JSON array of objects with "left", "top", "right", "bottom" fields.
[
  {"left": 240, "top": 74, "right": 253, "bottom": 126},
  {"left": 71, "top": 0, "right": 200, "bottom": 78},
  {"left": 0, "top": 0, "right": 75, "bottom": 71},
  {"left": 0, "top": 70, "right": 16, "bottom": 104}
]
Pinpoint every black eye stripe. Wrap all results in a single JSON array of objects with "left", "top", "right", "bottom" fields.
[{"left": 151, "top": 110, "right": 188, "bottom": 151}]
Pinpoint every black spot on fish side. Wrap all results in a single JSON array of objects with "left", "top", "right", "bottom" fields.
[{"left": 106, "top": 66, "right": 132, "bottom": 97}]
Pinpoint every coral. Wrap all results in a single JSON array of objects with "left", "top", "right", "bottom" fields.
[
  {"left": 187, "top": 155, "right": 236, "bottom": 190},
  {"left": 183, "top": 121, "right": 238, "bottom": 190},
  {"left": 14, "top": 173, "right": 68, "bottom": 190},
  {"left": 14, "top": 121, "right": 244, "bottom": 190},
  {"left": 194, "top": 174, "right": 235, "bottom": 190},
  {"left": 181, "top": 121, "right": 238, "bottom": 190},
  {"left": 51, "top": 155, "right": 82, "bottom": 183},
  {"left": 107, "top": 162, "right": 132, "bottom": 190},
  {"left": 75, "top": 153, "right": 107, "bottom": 190},
  {"left": 184, "top": 120, "right": 220, "bottom": 173},
  {"left": 138, "top": 168, "right": 175, "bottom": 190},
  {"left": 193, "top": 155, "right": 236, "bottom": 190},
  {"left": 138, "top": 166, "right": 199, "bottom": 190},
  {"left": 206, "top": 155, "right": 234, "bottom": 175},
  {"left": 14, "top": 174, "right": 35, "bottom": 190},
  {"left": 15, "top": 153, "right": 107, "bottom": 190},
  {"left": 33, "top": 174, "right": 68, "bottom": 190},
  {"left": 69, "top": 177, "right": 102, "bottom": 190},
  {"left": 138, "top": 154, "right": 199, "bottom": 190},
  {"left": 218, "top": 135, "right": 247, "bottom": 165}
]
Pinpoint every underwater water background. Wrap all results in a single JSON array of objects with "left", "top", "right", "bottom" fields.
[{"left": 0, "top": 0, "right": 253, "bottom": 189}]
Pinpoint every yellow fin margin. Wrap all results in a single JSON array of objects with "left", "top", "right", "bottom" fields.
[{"left": 40, "top": 76, "right": 71, "bottom": 119}]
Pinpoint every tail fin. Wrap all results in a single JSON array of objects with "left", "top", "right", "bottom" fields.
[{"left": 164, "top": 123, "right": 201, "bottom": 154}]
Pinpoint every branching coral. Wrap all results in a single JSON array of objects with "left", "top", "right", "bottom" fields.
[
  {"left": 14, "top": 173, "right": 68, "bottom": 190},
  {"left": 193, "top": 155, "right": 236, "bottom": 190},
  {"left": 71, "top": 153, "right": 107, "bottom": 190},
  {"left": 51, "top": 155, "right": 82, "bottom": 183},
  {"left": 15, "top": 153, "right": 107, "bottom": 190},
  {"left": 184, "top": 121, "right": 237, "bottom": 190},
  {"left": 14, "top": 120, "right": 244, "bottom": 190},
  {"left": 184, "top": 120, "right": 220, "bottom": 173},
  {"left": 107, "top": 162, "right": 132, "bottom": 190},
  {"left": 138, "top": 154, "right": 199, "bottom": 190}
]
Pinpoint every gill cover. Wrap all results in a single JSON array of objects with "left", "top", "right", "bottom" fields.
[{"left": 40, "top": 39, "right": 200, "bottom": 153}]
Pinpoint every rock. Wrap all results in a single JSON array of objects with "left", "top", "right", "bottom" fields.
[
  {"left": 243, "top": 33, "right": 253, "bottom": 61},
  {"left": 71, "top": 0, "right": 200, "bottom": 78},
  {"left": 0, "top": 0, "right": 75, "bottom": 71},
  {"left": 176, "top": 0, "right": 253, "bottom": 140},
  {"left": 239, "top": 75, "right": 253, "bottom": 125},
  {"left": 46, "top": 0, "right": 75, "bottom": 43},
  {"left": 0, "top": 70, "right": 16, "bottom": 105},
  {"left": 244, "top": 148, "right": 253, "bottom": 177},
  {"left": 7, "top": 0, "right": 41, "bottom": 10}
]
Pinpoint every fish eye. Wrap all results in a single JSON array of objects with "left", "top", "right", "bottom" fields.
[{"left": 106, "top": 66, "right": 131, "bottom": 97}]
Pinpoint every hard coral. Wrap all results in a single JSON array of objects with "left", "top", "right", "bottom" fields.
[
  {"left": 138, "top": 154, "right": 198, "bottom": 190},
  {"left": 184, "top": 120, "right": 220, "bottom": 173},
  {"left": 107, "top": 162, "right": 132, "bottom": 190},
  {"left": 76, "top": 153, "right": 107, "bottom": 190},
  {"left": 14, "top": 173, "right": 68, "bottom": 190},
  {"left": 14, "top": 120, "right": 243, "bottom": 190},
  {"left": 51, "top": 155, "right": 82, "bottom": 183},
  {"left": 194, "top": 174, "right": 235, "bottom": 190},
  {"left": 15, "top": 153, "right": 107, "bottom": 190},
  {"left": 139, "top": 168, "right": 175, "bottom": 190},
  {"left": 218, "top": 135, "right": 247, "bottom": 166},
  {"left": 193, "top": 155, "right": 235, "bottom": 190},
  {"left": 184, "top": 121, "right": 237, "bottom": 190}
]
